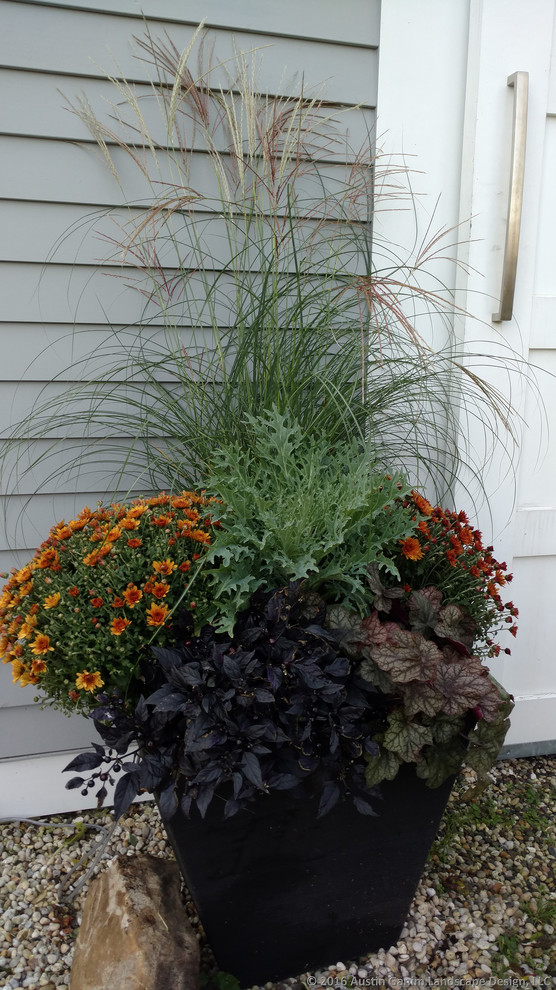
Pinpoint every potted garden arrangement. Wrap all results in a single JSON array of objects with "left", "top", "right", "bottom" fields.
[
  {"left": 0, "top": 27, "right": 521, "bottom": 985},
  {"left": 0, "top": 410, "right": 517, "bottom": 981}
]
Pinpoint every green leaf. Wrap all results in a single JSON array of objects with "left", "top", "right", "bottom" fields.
[
  {"left": 383, "top": 709, "right": 434, "bottom": 762},
  {"left": 359, "top": 656, "right": 395, "bottom": 694},
  {"left": 434, "top": 659, "right": 492, "bottom": 716},
  {"left": 371, "top": 629, "right": 442, "bottom": 684},
  {"left": 416, "top": 737, "right": 467, "bottom": 788},
  {"left": 433, "top": 603, "right": 476, "bottom": 650},
  {"left": 364, "top": 746, "right": 402, "bottom": 787},
  {"left": 400, "top": 680, "right": 445, "bottom": 718}
]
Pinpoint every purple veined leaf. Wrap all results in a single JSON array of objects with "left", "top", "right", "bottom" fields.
[
  {"left": 65, "top": 776, "right": 85, "bottom": 790},
  {"left": 232, "top": 771, "right": 243, "bottom": 799},
  {"left": 151, "top": 646, "right": 182, "bottom": 671},
  {"left": 254, "top": 688, "right": 275, "bottom": 703},
  {"left": 268, "top": 772, "right": 301, "bottom": 791},
  {"left": 364, "top": 737, "right": 380, "bottom": 756},
  {"left": 241, "top": 751, "right": 266, "bottom": 790},
  {"left": 196, "top": 785, "right": 214, "bottom": 818},
  {"left": 158, "top": 783, "right": 179, "bottom": 820},
  {"left": 113, "top": 731, "right": 137, "bottom": 754},
  {"left": 324, "top": 656, "right": 349, "bottom": 678},
  {"left": 135, "top": 696, "right": 149, "bottom": 723},
  {"left": 63, "top": 752, "right": 104, "bottom": 773},
  {"left": 192, "top": 765, "right": 222, "bottom": 785},
  {"left": 169, "top": 664, "right": 204, "bottom": 688},
  {"left": 317, "top": 781, "right": 341, "bottom": 817},
  {"left": 296, "top": 667, "right": 326, "bottom": 689},
  {"left": 145, "top": 685, "right": 174, "bottom": 704},
  {"left": 152, "top": 693, "right": 187, "bottom": 713},
  {"left": 266, "top": 665, "right": 283, "bottom": 690},
  {"left": 113, "top": 773, "right": 140, "bottom": 821},
  {"left": 96, "top": 785, "right": 108, "bottom": 808},
  {"left": 224, "top": 798, "right": 242, "bottom": 819},
  {"left": 353, "top": 796, "right": 378, "bottom": 816},
  {"left": 222, "top": 655, "right": 241, "bottom": 681},
  {"left": 180, "top": 793, "right": 193, "bottom": 818}
]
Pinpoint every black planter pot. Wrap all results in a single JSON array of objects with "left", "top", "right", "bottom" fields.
[{"left": 159, "top": 764, "right": 457, "bottom": 985}]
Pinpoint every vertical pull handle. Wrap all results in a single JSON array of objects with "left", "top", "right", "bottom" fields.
[{"left": 492, "top": 71, "right": 529, "bottom": 323}]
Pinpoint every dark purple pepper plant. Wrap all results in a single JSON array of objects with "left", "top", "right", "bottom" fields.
[
  {"left": 64, "top": 574, "right": 512, "bottom": 820},
  {"left": 65, "top": 583, "right": 389, "bottom": 821}
]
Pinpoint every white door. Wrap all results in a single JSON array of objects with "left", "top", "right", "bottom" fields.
[{"left": 378, "top": 0, "right": 556, "bottom": 751}]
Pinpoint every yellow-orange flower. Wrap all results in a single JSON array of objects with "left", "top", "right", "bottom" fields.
[
  {"left": 146, "top": 602, "right": 170, "bottom": 626},
  {"left": 127, "top": 505, "right": 146, "bottom": 519},
  {"left": 400, "top": 537, "right": 424, "bottom": 562},
  {"left": 11, "top": 658, "right": 26, "bottom": 683},
  {"left": 110, "top": 617, "right": 131, "bottom": 635},
  {"left": 30, "top": 633, "right": 54, "bottom": 655},
  {"left": 123, "top": 585, "right": 142, "bottom": 608},
  {"left": 152, "top": 559, "right": 176, "bottom": 576},
  {"left": 411, "top": 491, "right": 433, "bottom": 516},
  {"left": 75, "top": 670, "right": 104, "bottom": 692},
  {"left": 151, "top": 581, "right": 170, "bottom": 599},
  {"left": 31, "top": 657, "right": 47, "bottom": 675},
  {"left": 121, "top": 518, "right": 140, "bottom": 530},
  {"left": 15, "top": 566, "right": 32, "bottom": 584},
  {"left": 191, "top": 529, "right": 211, "bottom": 544},
  {"left": 43, "top": 592, "right": 61, "bottom": 609}
]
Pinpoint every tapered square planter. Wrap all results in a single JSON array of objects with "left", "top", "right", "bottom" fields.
[{"left": 159, "top": 764, "right": 456, "bottom": 985}]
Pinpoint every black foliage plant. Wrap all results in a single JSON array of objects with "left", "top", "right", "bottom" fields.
[{"left": 67, "top": 583, "right": 388, "bottom": 821}]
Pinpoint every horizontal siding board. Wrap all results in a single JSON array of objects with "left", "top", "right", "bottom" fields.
[
  {"left": 0, "top": 262, "right": 361, "bottom": 325},
  {"left": 2, "top": 201, "right": 370, "bottom": 272},
  {"left": 0, "top": 491, "right": 147, "bottom": 553},
  {"left": 16, "top": 0, "right": 381, "bottom": 47},
  {"left": 0, "top": 137, "right": 371, "bottom": 210},
  {"left": 1, "top": 69, "right": 376, "bottom": 149},
  {"left": 0, "top": 437, "right": 155, "bottom": 497},
  {"left": 0, "top": 703, "right": 94, "bottom": 756},
  {"left": 3, "top": 4, "right": 378, "bottom": 105},
  {"left": 0, "top": 324, "right": 202, "bottom": 379}
]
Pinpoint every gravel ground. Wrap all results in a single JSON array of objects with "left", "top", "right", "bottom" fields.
[{"left": 1, "top": 755, "right": 555, "bottom": 989}]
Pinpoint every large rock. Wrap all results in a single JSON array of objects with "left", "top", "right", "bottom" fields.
[{"left": 70, "top": 853, "right": 200, "bottom": 990}]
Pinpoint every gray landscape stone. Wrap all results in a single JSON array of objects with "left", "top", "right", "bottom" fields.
[{"left": 69, "top": 853, "right": 200, "bottom": 990}]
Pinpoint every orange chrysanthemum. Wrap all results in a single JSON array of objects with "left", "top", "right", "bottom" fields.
[
  {"left": 110, "top": 617, "right": 131, "bottom": 636},
  {"left": 43, "top": 592, "right": 61, "bottom": 609},
  {"left": 68, "top": 586, "right": 79, "bottom": 597},
  {"left": 152, "top": 559, "right": 176, "bottom": 575},
  {"left": 75, "top": 670, "right": 104, "bottom": 692},
  {"left": 30, "top": 633, "right": 54, "bottom": 655},
  {"left": 123, "top": 585, "right": 142, "bottom": 608},
  {"left": 127, "top": 538, "right": 143, "bottom": 548},
  {"left": 151, "top": 581, "right": 170, "bottom": 600},
  {"left": 30, "top": 658, "right": 47, "bottom": 675},
  {"left": 146, "top": 602, "right": 170, "bottom": 626},
  {"left": 400, "top": 537, "right": 423, "bottom": 562},
  {"left": 411, "top": 491, "right": 433, "bottom": 516}
]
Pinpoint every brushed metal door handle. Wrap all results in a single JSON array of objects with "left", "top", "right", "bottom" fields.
[{"left": 492, "top": 71, "right": 529, "bottom": 323}]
